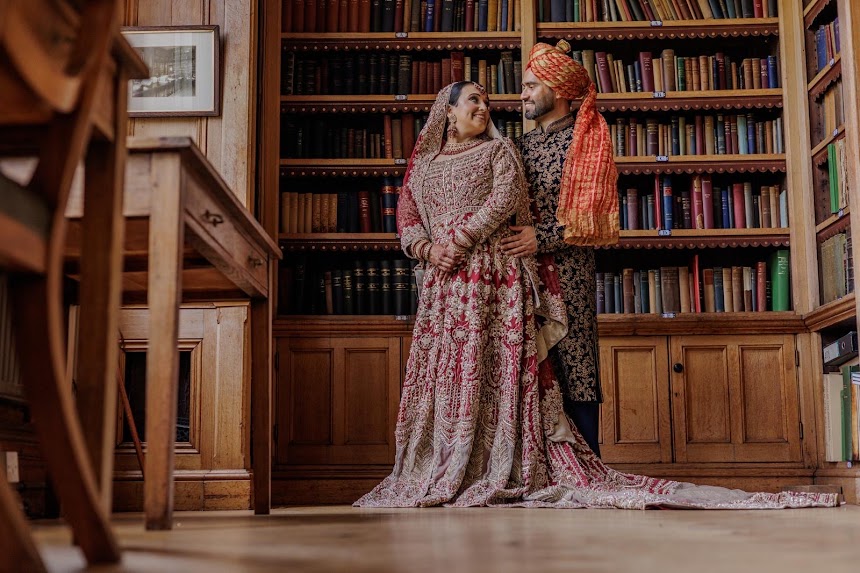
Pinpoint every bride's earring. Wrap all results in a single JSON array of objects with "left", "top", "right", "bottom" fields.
[{"left": 446, "top": 113, "right": 458, "bottom": 139}]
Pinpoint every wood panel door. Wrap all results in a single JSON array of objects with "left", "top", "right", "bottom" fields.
[
  {"left": 670, "top": 335, "right": 802, "bottom": 463},
  {"left": 275, "top": 336, "right": 401, "bottom": 467},
  {"left": 598, "top": 337, "right": 672, "bottom": 464}
]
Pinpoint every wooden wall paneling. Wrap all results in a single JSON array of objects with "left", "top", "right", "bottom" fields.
[
  {"left": 598, "top": 337, "right": 672, "bottom": 464},
  {"left": 124, "top": 0, "right": 257, "bottom": 207},
  {"left": 780, "top": 0, "right": 818, "bottom": 314},
  {"left": 796, "top": 332, "right": 821, "bottom": 468},
  {"left": 732, "top": 336, "right": 802, "bottom": 463},
  {"left": 670, "top": 338, "right": 733, "bottom": 463},
  {"left": 258, "top": 0, "right": 281, "bottom": 238}
]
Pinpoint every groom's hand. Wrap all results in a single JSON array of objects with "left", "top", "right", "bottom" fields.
[{"left": 500, "top": 225, "right": 537, "bottom": 257}]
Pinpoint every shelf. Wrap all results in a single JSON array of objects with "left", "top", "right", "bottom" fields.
[
  {"left": 590, "top": 89, "right": 782, "bottom": 113},
  {"left": 279, "top": 159, "right": 406, "bottom": 177},
  {"left": 804, "top": 0, "right": 837, "bottom": 29},
  {"left": 613, "top": 154, "right": 785, "bottom": 175},
  {"left": 280, "top": 94, "right": 522, "bottom": 114},
  {"left": 274, "top": 315, "right": 416, "bottom": 335},
  {"left": 280, "top": 90, "right": 783, "bottom": 115},
  {"left": 815, "top": 207, "right": 851, "bottom": 241},
  {"left": 811, "top": 125, "right": 845, "bottom": 166},
  {"left": 279, "top": 233, "right": 401, "bottom": 251},
  {"left": 807, "top": 54, "right": 841, "bottom": 100},
  {"left": 537, "top": 18, "right": 779, "bottom": 41},
  {"left": 281, "top": 32, "right": 521, "bottom": 52},
  {"left": 607, "top": 228, "right": 790, "bottom": 249},
  {"left": 597, "top": 311, "right": 805, "bottom": 336},
  {"left": 804, "top": 292, "right": 856, "bottom": 332}
]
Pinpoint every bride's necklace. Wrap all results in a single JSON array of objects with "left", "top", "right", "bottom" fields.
[{"left": 440, "top": 134, "right": 488, "bottom": 155}]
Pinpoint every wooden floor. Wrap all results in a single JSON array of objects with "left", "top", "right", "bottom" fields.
[{"left": 34, "top": 504, "right": 860, "bottom": 572}]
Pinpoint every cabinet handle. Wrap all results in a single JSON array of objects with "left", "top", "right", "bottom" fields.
[
  {"left": 672, "top": 363, "right": 684, "bottom": 373},
  {"left": 203, "top": 210, "right": 224, "bottom": 227}
]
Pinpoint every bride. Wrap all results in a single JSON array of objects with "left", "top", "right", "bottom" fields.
[{"left": 354, "top": 81, "right": 838, "bottom": 510}]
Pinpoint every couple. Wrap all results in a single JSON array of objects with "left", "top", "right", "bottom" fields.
[{"left": 355, "top": 42, "right": 838, "bottom": 510}]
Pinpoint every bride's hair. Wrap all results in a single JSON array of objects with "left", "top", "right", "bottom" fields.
[{"left": 447, "top": 81, "right": 487, "bottom": 106}]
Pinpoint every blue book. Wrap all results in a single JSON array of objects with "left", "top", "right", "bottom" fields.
[
  {"left": 662, "top": 176, "right": 674, "bottom": 231},
  {"left": 424, "top": 0, "right": 435, "bottom": 32},
  {"left": 500, "top": 0, "right": 508, "bottom": 31},
  {"left": 724, "top": 0, "right": 736, "bottom": 18},
  {"left": 634, "top": 60, "right": 642, "bottom": 92},
  {"left": 708, "top": 0, "right": 724, "bottom": 18},
  {"left": 746, "top": 114, "right": 755, "bottom": 154},
  {"left": 613, "top": 275, "right": 622, "bottom": 314},
  {"left": 726, "top": 188, "right": 735, "bottom": 229},
  {"left": 565, "top": 0, "right": 573, "bottom": 22},
  {"left": 477, "top": 0, "right": 488, "bottom": 31},
  {"left": 737, "top": 116, "right": 748, "bottom": 154},
  {"left": 713, "top": 267, "right": 725, "bottom": 312},
  {"left": 816, "top": 27, "right": 827, "bottom": 72},
  {"left": 767, "top": 56, "right": 779, "bottom": 88},
  {"left": 721, "top": 189, "right": 731, "bottom": 229},
  {"left": 639, "top": 272, "right": 650, "bottom": 313},
  {"left": 620, "top": 193, "right": 628, "bottom": 229}
]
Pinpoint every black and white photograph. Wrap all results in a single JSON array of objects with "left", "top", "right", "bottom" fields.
[{"left": 122, "top": 26, "right": 220, "bottom": 116}]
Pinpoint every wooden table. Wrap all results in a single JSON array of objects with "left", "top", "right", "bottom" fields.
[{"left": 65, "top": 136, "right": 280, "bottom": 530}]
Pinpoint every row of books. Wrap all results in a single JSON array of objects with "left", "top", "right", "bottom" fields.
[
  {"left": 823, "top": 362, "right": 860, "bottom": 462},
  {"left": 812, "top": 18, "right": 840, "bottom": 75},
  {"left": 580, "top": 50, "right": 779, "bottom": 94},
  {"left": 814, "top": 78, "right": 844, "bottom": 146},
  {"left": 280, "top": 178, "right": 404, "bottom": 234},
  {"left": 282, "top": 0, "right": 522, "bottom": 33},
  {"left": 537, "top": 0, "right": 778, "bottom": 21},
  {"left": 596, "top": 251, "right": 790, "bottom": 315},
  {"left": 618, "top": 175, "right": 788, "bottom": 231},
  {"left": 610, "top": 114, "right": 784, "bottom": 157},
  {"left": 279, "top": 257, "right": 420, "bottom": 316},
  {"left": 283, "top": 51, "right": 522, "bottom": 96},
  {"left": 282, "top": 114, "right": 424, "bottom": 159},
  {"left": 819, "top": 231, "right": 854, "bottom": 306}
]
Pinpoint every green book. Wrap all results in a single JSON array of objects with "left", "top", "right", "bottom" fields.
[
  {"left": 827, "top": 143, "right": 839, "bottom": 213},
  {"left": 769, "top": 249, "right": 790, "bottom": 311}
]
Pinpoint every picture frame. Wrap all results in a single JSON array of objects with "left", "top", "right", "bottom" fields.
[{"left": 122, "top": 25, "right": 220, "bottom": 117}]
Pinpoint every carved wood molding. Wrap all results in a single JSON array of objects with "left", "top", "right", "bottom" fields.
[
  {"left": 274, "top": 316, "right": 415, "bottom": 335},
  {"left": 281, "top": 32, "right": 521, "bottom": 52},
  {"left": 803, "top": 293, "right": 856, "bottom": 331},
  {"left": 614, "top": 154, "right": 786, "bottom": 175},
  {"left": 597, "top": 312, "right": 807, "bottom": 336},
  {"left": 280, "top": 95, "right": 523, "bottom": 114},
  {"left": 537, "top": 18, "right": 780, "bottom": 41}
]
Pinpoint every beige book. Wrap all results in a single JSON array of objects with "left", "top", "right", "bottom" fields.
[
  {"left": 303, "top": 192, "right": 313, "bottom": 233},
  {"left": 722, "top": 267, "right": 733, "bottom": 312},
  {"left": 320, "top": 193, "right": 331, "bottom": 233},
  {"left": 296, "top": 193, "right": 306, "bottom": 233},
  {"left": 329, "top": 193, "right": 338, "bottom": 232},
  {"left": 289, "top": 192, "right": 299, "bottom": 233},
  {"left": 312, "top": 193, "right": 322, "bottom": 233},
  {"left": 280, "top": 192, "right": 291, "bottom": 234},
  {"left": 679, "top": 267, "right": 691, "bottom": 313}
]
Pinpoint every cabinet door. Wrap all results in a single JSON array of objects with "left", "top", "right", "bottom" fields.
[
  {"left": 598, "top": 336, "right": 672, "bottom": 463},
  {"left": 670, "top": 335, "right": 801, "bottom": 463},
  {"left": 275, "top": 336, "right": 401, "bottom": 466}
]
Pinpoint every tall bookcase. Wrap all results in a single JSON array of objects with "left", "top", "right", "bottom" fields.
[
  {"left": 791, "top": 0, "right": 860, "bottom": 502},
  {"left": 259, "top": 0, "right": 860, "bottom": 504}
]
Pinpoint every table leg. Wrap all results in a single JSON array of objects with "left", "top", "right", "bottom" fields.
[
  {"left": 75, "top": 128, "right": 127, "bottom": 509},
  {"left": 143, "top": 154, "right": 184, "bottom": 531},
  {"left": 250, "top": 260, "right": 273, "bottom": 515}
]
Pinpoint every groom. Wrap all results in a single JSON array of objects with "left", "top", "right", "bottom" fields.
[{"left": 501, "top": 40, "right": 619, "bottom": 458}]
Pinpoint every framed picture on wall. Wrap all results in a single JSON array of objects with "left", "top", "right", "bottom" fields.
[{"left": 122, "top": 25, "right": 220, "bottom": 117}]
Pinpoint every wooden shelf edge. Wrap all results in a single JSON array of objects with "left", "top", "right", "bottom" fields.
[
  {"left": 807, "top": 55, "right": 842, "bottom": 99},
  {"left": 803, "top": 293, "right": 856, "bottom": 332},
  {"left": 815, "top": 207, "right": 850, "bottom": 238},
  {"left": 803, "top": 0, "right": 837, "bottom": 29},
  {"left": 280, "top": 94, "right": 522, "bottom": 113},
  {"left": 274, "top": 315, "right": 416, "bottom": 334},
  {"left": 591, "top": 90, "right": 783, "bottom": 112},
  {"left": 811, "top": 124, "right": 846, "bottom": 160},
  {"left": 597, "top": 312, "right": 805, "bottom": 335},
  {"left": 280, "top": 32, "right": 522, "bottom": 51},
  {"left": 537, "top": 18, "right": 780, "bottom": 40},
  {"left": 614, "top": 154, "right": 785, "bottom": 174},
  {"left": 814, "top": 465, "right": 860, "bottom": 478},
  {"left": 279, "top": 233, "right": 402, "bottom": 251},
  {"left": 279, "top": 159, "right": 406, "bottom": 177},
  {"left": 611, "top": 228, "right": 789, "bottom": 249}
]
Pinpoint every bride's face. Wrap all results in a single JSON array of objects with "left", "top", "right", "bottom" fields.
[{"left": 448, "top": 85, "right": 490, "bottom": 140}]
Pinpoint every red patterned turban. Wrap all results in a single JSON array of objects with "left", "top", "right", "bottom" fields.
[{"left": 527, "top": 40, "right": 619, "bottom": 246}]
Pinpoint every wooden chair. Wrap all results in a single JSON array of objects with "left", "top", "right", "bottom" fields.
[{"left": 0, "top": 0, "right": 129, "bottom": 569}]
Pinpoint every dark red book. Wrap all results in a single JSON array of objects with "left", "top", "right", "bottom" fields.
[{"left": 732, "top": 183, "right": 746, "bottom": 229}]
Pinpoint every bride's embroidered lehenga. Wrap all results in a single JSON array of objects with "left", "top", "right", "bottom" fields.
[{"left": 354, "top": 84, "right": 838, "bottom": 510}]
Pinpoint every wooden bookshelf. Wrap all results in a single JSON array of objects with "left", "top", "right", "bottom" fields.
[
  {"left": 537, "top": 18, "right": 780, "bottom": 41},
  {"left": 280, "top": 94, "right": 523, "bottom": 114},
  {"left": 811, "top": 124, "right": 846, "bottom": 165},
  {"left": 804, "top": 292, "right": 856, "bottom": 331},
  {"left": 804, "top": 0, "right": 838, "bottom": 28},
  {"left": 815, "top": 206, "right": 851, "bottom": 239},
  {"left": 279, "top": 233, "right": 400, "bottom": 251},
  {"left": 808, "top": 54, "right": 842, "bottom": 99},
  {"left": 281, "top": 32, "right": 522, "bottom": 51},
  {"left": 279, "top": 159, "right": 406, "bottom": 177},
  {"left": 592, "top": 89, "right": 782, "bottom": 113},
  {"left": 610, "top": 228, "right": 790, "bottom": 250},
  {"left": 598, "top": 312, "right": 806, "bottom": 336},
  {"left": 613, "top": 154, "right": 785, "bottom": 175}
]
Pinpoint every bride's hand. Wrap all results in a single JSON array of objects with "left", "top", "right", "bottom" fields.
[{"left": 428, "top": 244, "right": 460, "bottom": 273}]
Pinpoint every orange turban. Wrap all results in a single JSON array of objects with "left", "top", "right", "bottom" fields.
[{"left": 527, "top": 41, "right": 619, "bottom": 246}]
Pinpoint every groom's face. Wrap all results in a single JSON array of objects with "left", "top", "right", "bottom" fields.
[{"left": 520, "top": 68, "right": 556, "bottom": 120}]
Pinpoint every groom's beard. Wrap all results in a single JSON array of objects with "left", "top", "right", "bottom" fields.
[{"left": 523, "top": 93, "right": 554, "bottom": 120}]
